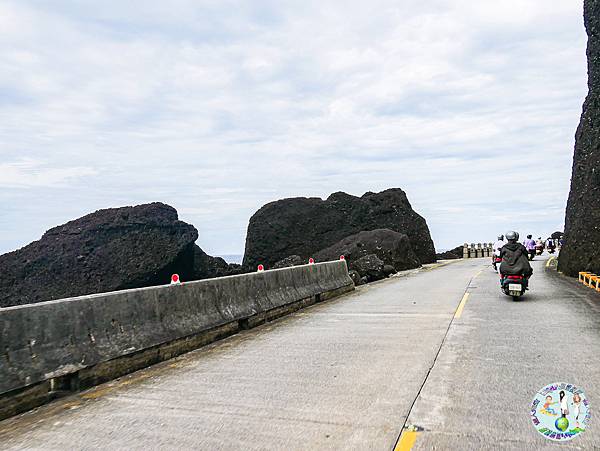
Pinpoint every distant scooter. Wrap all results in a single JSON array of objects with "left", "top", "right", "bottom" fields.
[{"left": 535, "top": 243, "right": 544, "bottom": 255}]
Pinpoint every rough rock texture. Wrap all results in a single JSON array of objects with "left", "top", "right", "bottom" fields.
[
  {"left": 194, "top": 247, "right": 246, "bottom": 278},
  {"left": 348, "top": 270, "right": 362, "bottom": 286},
  {"left": 560, "top": 1, "right": 600, "bottom": 276},
  {"left": 383, "top": 264, "right": 397, "bottom": 276},
  {"left": 314, "top": 229, "right": 420, "bottom": 272},
  {"left": 243, "top": 188, "right": 436, "bottom": 269},
  {"left": 0, "top": 203, "right": 199, "bottom": 307},
  {"left": 436, "top": 245, "right": 465, "bottom": 260},
  {"left": 0, "top": 203, "right": 244, "bottom": 307},
  {"left": 351, "top": 254, "right": 386, "bottom": 282},
  {"left": 192, "top": 246, "right": 246, "bottom": 279},
  {"left": 272, "top": 255, "right": 304, "bottom": 269}
]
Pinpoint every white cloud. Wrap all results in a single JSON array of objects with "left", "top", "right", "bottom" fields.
[
  {"left": 0, "top": 158, "right": 97, "bottom": 188},
  {"left": 0, "top": 0, "right": 588, "bottom": 255}
]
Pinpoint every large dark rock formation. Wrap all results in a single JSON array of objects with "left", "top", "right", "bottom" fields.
[
  {"left": 243, "top": 189, "right": 436, "bottom": 269},
  {"left": 351, "top": 254, "right": 387, "bottom": 283},
  {"left": 193, "top": 246, "right": 245, "bottom": 279},
  {"left": 314, "top": 229, "right": 421, "bottom": 272},
  {"left": 560, "top": 1, "right": 600, "bottom": 277},
  {"left": 436, "top": 245, "right": 464, "bottom": 260},
  {"left": 0, "top": 203, "right": 239, "bottom": 307},
  {"left": 272, "top": 255, "right": 304, "bottom": 269}
]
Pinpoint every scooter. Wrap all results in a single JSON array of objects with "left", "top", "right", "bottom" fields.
[{"left": 501, "top": 274, "right": 528, "bottom": 301}]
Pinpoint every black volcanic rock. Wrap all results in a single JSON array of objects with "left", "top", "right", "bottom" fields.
[
  {"left": 348, "top": 270, "right": 362, "bottom": 286},
  {"left": 351, "top": 254, "right": 386, "bottom": 282},
  {"left": 0, "top": 203, "right": 228, "bottom": 307},
  {"left": 192, "top": 246, "right": 246, "bottom": 279},
  {"left": 560, "top": 0, "right": 600, "bottom": 276},
  {"left": 314, "top": 229, "right": 421, "bottom": 272},
  {"left": 242, "top": 188, "right": 436, "bottom": 269},
  {"left": 272, "top": 255, "right": 304, "bottom": 269},
  {"left": 436, "top": 245, "right": 464, "bottom": 260}
]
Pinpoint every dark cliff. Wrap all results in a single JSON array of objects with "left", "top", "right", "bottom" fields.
[{"left": 560, "top": 0, "right": 600, "bottom": 276}]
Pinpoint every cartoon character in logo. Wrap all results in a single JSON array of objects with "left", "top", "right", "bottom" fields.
[
  {"left": 541, "top": 395, "right": 558, "bottom": 416},
  {"left": 559, "top": 391, "right": 569, "bottom": 417},
  {"left": 572, "top": 394, "right": 582, "bottom": 429},
  {"left": 530, "top": 382, "right": 589, "bottom": 441},
  {"left": 555, "top": 391, "right": 570, "bottom": 432}
]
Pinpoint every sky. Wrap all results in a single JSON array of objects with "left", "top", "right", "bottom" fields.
[{"left": 0, "top": 0, "right": 589, "bottom": 257}]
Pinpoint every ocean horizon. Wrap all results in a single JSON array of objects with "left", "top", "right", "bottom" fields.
[{"left": 217, "top": 254, "right": 243, "bottom": 265}]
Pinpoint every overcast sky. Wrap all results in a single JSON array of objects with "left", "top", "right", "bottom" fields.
[{"left": 0, "top": 1, "right": 588, "bottom": 257}]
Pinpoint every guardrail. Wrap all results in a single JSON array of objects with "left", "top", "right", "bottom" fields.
[
  {"left": 462, "top": 243, "right": 494, "bottom": 258},
  {"left": 579, "top": 272, "right": 600, "bottom": 292},
  {"left": 0, "top": 260, "right": 354, "bottom": 420}
]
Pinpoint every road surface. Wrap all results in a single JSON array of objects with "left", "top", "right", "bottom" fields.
[{"left": 1, "top": 256, "right": 598, "bottom": 450}]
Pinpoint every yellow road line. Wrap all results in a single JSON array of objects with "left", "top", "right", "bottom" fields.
[
  {"left": 454, "top": 292, "right": 470, "bottom": 319},
  {"left": 394, "top": 431, "right": 419, "bottom": 451}
]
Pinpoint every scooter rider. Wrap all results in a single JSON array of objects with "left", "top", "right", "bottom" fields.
[
  {"left": 492, "top": 235, "right": 505, "bottom": 272},
  {"left": 523, "top": 234, "right": 536, "bottom": 261},
  {"left": 493, "top": 235, "right": 505, "bottom": 256},
  {"left": 500, "top": 231, "right": 533, "bottom": 283}
]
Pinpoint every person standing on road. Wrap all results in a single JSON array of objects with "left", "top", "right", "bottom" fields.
[{"left": 523, "top": 235, "right": 536, "bottom": 260}]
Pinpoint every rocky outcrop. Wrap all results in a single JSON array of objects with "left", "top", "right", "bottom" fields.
[
  {"left": 314, "top": 229, "right": 421, "bottom": 272},
  {"left": 348, "top": 270, "right": 362, "bottom": 286},
  {"left": 436, "top": 245, "right": 464, "bottom": 260},
  {"left": 351, "top": 254, "right": 386, "bottom": 283},
  {"left": 192, "top": 246, "right": 245, "bottom": 279},
  {"left": 0, "top": 203, "right": 245, "bottom": 308},
  {"left": 560, "top": 0, "right": 600, "bottom": 277},
  {"left": 242, "top": 188, "right": 436, "bottom": 269},
  {"left": 0, "top": 203, "right": 198, "bottom": 307},
  {"left": 272, "top": 255, "right": 304, "bottom": 269}
]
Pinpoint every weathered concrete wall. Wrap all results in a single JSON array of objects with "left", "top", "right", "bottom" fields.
[{"left": 0, "top": 261, "right": 353, "bottom": 401}]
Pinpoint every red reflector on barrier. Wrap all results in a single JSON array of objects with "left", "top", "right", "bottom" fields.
[
  {"left": 257, "top": 264, "right": 264, "bottom": 272},
  {"left": 340, "top": 255, "right": 345, "bottom": 260},
  {"left": 308, "top": 257, "right": 315, "bottom": 265},
  {"left": 170, "top": 274, "right": 180, "bottom": 284}
]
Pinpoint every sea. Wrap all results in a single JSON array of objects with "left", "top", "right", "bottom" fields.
[{"left": 217, "top": 254, "right": 243, "bottom": 265}]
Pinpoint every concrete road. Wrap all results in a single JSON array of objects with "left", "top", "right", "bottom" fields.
[{"left": 0, "top": 256, "right": 598, "bottom": 450}]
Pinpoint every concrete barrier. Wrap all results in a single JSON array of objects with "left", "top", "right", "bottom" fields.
[
  {"left": 0, "top": 261, "right": 353, "bottom": 419},
  {"left": 462, "top": 242, "right": 493, "bottom": 258}
]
